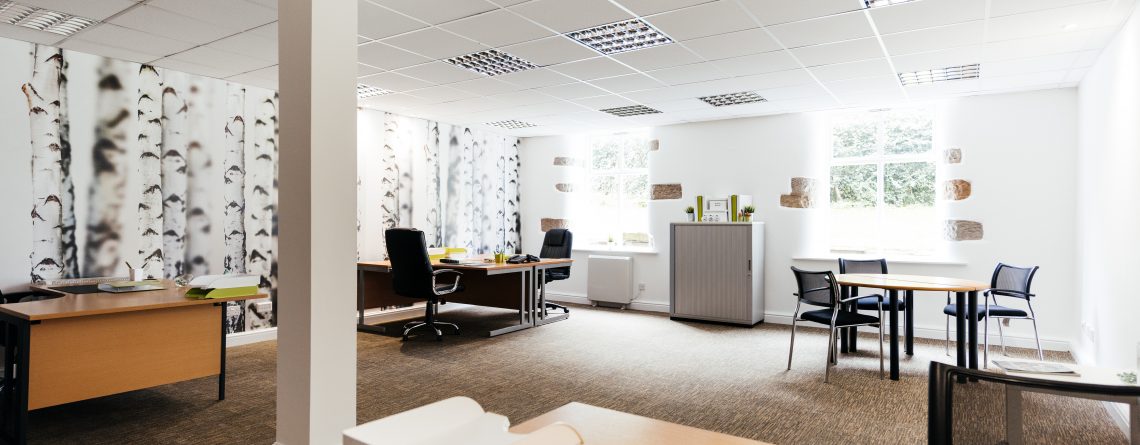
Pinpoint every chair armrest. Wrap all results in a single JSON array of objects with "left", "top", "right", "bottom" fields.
[
  {"left": 840, "top": 294, "right": 880, "bottom": 304},
  {"left": 432, "top": 269, "right": 463, "bottom": 276},
  {"left": 432, "top": 271, "right": 462, "bottom": 295},
  {"left": 985, "top": 288, "right": 1033, "bottom": 298}
]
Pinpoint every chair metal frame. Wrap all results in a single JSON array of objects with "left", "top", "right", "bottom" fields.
[
  {"left": 787, "top": 267, "right": 885, "bottom": 383},
  {"left": 837, "top": 258, "right": 902, "bottom": 348},
  {"left": 944, "top": 263, "right": 1042, "bottom": 364}
]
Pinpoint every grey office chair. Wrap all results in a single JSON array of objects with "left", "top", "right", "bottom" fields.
[
  {"left": 385, "top": 228, "right": 464, "bottom": 341},
  {"left": 943, "top": 263, "right": 1042, "bottom": 364},
  {"left": 788, "top": 267, "right": 885, "bottom": 382}
]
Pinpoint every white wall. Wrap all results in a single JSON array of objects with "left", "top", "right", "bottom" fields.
[
  {"left": 520, "top": 88, "right": 1079, "bottom": 349},
  {"left": 1075, "top": 5, "right": 1140, "bottom": 370}
]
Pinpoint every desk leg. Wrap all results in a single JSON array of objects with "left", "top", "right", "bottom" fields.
[
  {"left": 1130, "top": 399, "right": 1139, "bottom": 445},
  {"left": 488, "top": 269, "right": 535, "bottom": 337},
  {"left": 217, "top": 303, "right": 226, "bottom": 401},
  {"left": 535, "top": 267, "right": 569, "bottom": 326},
  {"left": 356, "top": 269, "right": 386, "bottom": 335},
  {"left": 889, "top": 289, "right": 899, "bottom": 381},
  {"left": 955, "top": 292, "right": 967, "bottom": 384},
  {"left": 1, "top": 315, "right": 31, "bottom": 445},
  {"left": 839, "top": 286, "right": 849, "bottom": 354},
  {"left": 1006, "top": 386, "right": 1023, "bottom": 445},
  {"left": 905, "top": 290, "right": 914, "bottom": 356},
  {"left": 968, "top": 290, "right": 979, "bottom": 376}
]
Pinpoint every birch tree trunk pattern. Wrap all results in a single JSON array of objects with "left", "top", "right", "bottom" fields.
[
  {"left": 161, "top": 73, "right": 189, "bottom": 278},
  {"left": 185, "top": 78, "right": 212, "bottom": 276},
  {"left": 23, "top": 46, "right": 65, "bottom": 283},
  {"left": 224, "top": 84, "right": 247, "bottom": 333},
  {"left": 84, "top": 58, "right": 131, "bottom": 278},
  {"left": 137, "top": 64, "right": 165, "bottom": 278},
  {"left": 269, "top": 92, "right": 279, "bottom": 325},
  {"left": 58, "top": 57, "right": 78, "bottom": 278},
  {"left": 246, "top": 92, "right": 276, "bottom": 331}
]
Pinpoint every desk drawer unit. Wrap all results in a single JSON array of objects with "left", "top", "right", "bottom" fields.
[{"left": 670, "top": 223, "right": 764, "bottom": 326}]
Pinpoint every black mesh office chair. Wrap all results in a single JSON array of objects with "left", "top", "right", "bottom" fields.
[
  {"left": 385, "top": 228, "right": 464, "bottom": 341},
  {"left": 838, "top": 258, "right": 904, "bottom": 338},
  {"left": 788, "top": 267, "right": 885, "bottom": 382},
  {"left": 538, "top": 229, "right": 572, "bottom": 315},
  {"left": 944, "top": 263, "right": 1042, "bottom": 363}
]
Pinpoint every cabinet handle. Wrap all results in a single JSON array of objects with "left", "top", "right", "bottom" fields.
[{"left": 748, "top": 259, "right": 751, "bottom": 272}]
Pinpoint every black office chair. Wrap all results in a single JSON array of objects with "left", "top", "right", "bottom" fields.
[
  {"left": 385, "top": 228, "right": 464, "bottom": 341},
  {"left": 943, "top": 263, "right": 1042, "bottom": 364},
  {"left": 538, "top": 229, "right": 572, "bottom": 315},
  {"left": 838, "top": 258, "right": 903, "bottom": 341},
  {"left": 788, "top": 267, "right": 884, "bottom": 382}
]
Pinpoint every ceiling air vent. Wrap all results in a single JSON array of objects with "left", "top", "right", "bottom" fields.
[
  {"left": 699, "top": 91, "right": 767, "bottom": 107},
  {"left": 486, "top": 120, "right": 537, "bottom": 129},
  {"left": 599, "top": 105, "right": 662, "bottom": 117},
  {"left": 357, "top": 84, "right": 392, "bottom": 99},
  {"left": 897, "top": 64, "right": 981, "bottom": 86},
  {"left": 445, "top": 49, "right": 538, "bottom": 76},
  {"left": 0, "top": 1, "right": 96, "bottom": 36},
  {"left": 566, "top": 18, "right": 674, "bottom": 55}
]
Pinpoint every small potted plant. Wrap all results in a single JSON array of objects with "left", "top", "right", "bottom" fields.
[
  {"left": 741, "top": 205, "right": 755, "bottom": 222},
  {"left": 684, "top": 206, "right": 695, "bottom": 222}
]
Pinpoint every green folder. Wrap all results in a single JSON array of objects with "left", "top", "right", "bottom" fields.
[
  {"left": 186, "top": 286, "right": 260, "bottom": 300},
  {"left": 696, "top": 196, "right": 703, "bottom": 221},
  {"left": 730, "top": 195, "right": 739, "bottom": 222}
]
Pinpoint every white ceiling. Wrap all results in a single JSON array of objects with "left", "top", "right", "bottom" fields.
[{"left": 2, "top": 0, "right": 1135, "bottom": 137}]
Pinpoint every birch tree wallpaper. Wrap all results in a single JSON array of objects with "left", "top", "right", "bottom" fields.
[{"left": 0, "top": 38, "right": 277, "bottom": 334}]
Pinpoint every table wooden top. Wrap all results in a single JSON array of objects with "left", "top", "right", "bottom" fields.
[
  {"left": 510, "top": 402, "right": 769, "bottom": 445},
  {"left": 2, "top": 279, "right": 259, "bottom": 321},
  {"left": 835, "top": 273, "right": 989, "bottom": 292},
  {"left": 358, "top": 258, "right": 573, "bottom": 272}
]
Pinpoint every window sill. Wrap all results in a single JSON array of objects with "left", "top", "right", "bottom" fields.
[
  {"left": 573, "top": 246, "right": 658, "bottom": 255},
  {"left": 792, "top": 254, "right": 967, "bottom": 266}
]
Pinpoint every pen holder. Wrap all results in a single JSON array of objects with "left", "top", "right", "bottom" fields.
[
  {"left": 129, "top": 267, "right": 147, "bottom": 282},
  {"left": 494, "top": 253, "right": 508, "bottom": 264}
]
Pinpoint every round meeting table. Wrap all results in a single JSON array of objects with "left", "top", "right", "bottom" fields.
[{"left": 833, "top": 274, "right": 990, "bottom": 381}]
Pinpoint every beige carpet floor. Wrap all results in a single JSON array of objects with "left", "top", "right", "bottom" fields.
[{"left": 27, "top": 305, "right": 1126, "bottom": 444}]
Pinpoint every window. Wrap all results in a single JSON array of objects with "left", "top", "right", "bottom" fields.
[
  {"left": 830, "top": 109, "right": 936, "bottom": 255},
  {"left": 583, "top": 133, "right": 650, "bottom": 247}
]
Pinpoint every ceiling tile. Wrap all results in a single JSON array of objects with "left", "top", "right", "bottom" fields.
[
  {"left": 358, "top": 63, "right": 385, "bottom": 77},
  {"left": 726, "top": 68, "right": 815, "bottom": 90},
  {"left": 508, "top": 0, "right": 633, "bottom": 33},
  {"left": 358, "top": 0, "right": 427, "bottom": 40},
  {"left": 60, "top": 38, "right": 161, "bottom": 64},
  {"left": 571, "top": 94, "right": 638, "bottom": 109},
  {"left": 359, "top": 35, "right": 372, "bottom": 44},
  {"left": 611, "top": 44, "right": 702, "bottom": 71},
  {"left": 880, "top": 21, "right": 985, "bottom": 56},
  {"left": 488, "top": 90, "right": 559, "bottom": 107},
  {"left": 168, "top": 46, "right": 274, "bottom": 77},
  {"left": 359, "top": 93, "right": 437, "bottom": 111},
  {"left": 369, "top": 0, "right": 496, "bottom": 25},
  {"left": 753, "top": 83, "right": 830, "bottom": 101},
  {"left": 986, "top": 2, "right": 1118, "bottom": 42},
  {"left": 18, "top": 0, "right": 136, "bottom": 20},
  {"left": 989, "top": 0, "right": 1103, "bottom": 17},
  {"left": 1063, "top": 67, "right": 1089, "bottom": 82},
  {"left": 868, "top": 0, "right": 987, "bottom": 35},
  {"left": 789, "top": 37, "right": 883, "bottom": 67},
  {"left": 644, "top": 1, "right": 757, "bottom": 41},
  {"left": 767, "top": 11, "right": 874, "bottom": 49},
  {"left": 644, "top": 98, "right": 708, "bottom": 112},
  {"left": 711, "top": 50, "right": 801, "bottom": 76},
  {"left": 395, "top": 61, "right": 483, "bottom": 84},
  {"left": 357, "top": 42, "right": 432, "bottom": 70},
  {"left": 248, "top": 21, "right": 276, "bottom": 39},
  {"left": 501, "top": 36, "right": 598, "bottom": 66},
  {"left": 737, "top": 0, "right": 863, "bottom": 26},
  {"left": 808, "top": 58, "right": 894, "bottom": 81},
  {"left": 537, "top": 82, "right": 609, "bottom": 99},
  {"left": 980, "top": 70, "right": 1066, "bottom": 90},
  {"left": 148, "top": 0, "right": 276, "bottom": 32},
  {"left": 616, "top": 0, "right": 717, "bottom": 16},
  {"left": 404, "top": 85, "right": 479, "bottom": 103},
  {"left": 983, "top": 27, "right": 1115, "bottom": 61},
  {"left": 247, "top": 0, "right": 277, "bottom": 10},
  {"left": 493, "top": 67, "right": 577, "bottom": 88},
  {"left": 890, "top": 45, "right": 982, "bottom": 72},
  {"left": 647, "top": 62, "right": 729, "bottom": 85},
  {"left": 983, "top": 52, "right": 1080, "bottom": 77},
  {"left": 109, "top": 5, "right": 233, "bottom": 44},
  {"left": 359, "top": 71, "right": 435, "bottom": 91},
  {"left": 381, "top": 27, "right": 486, "bottom": 59},
  {"left": 73, "top": 23, "right": 196, "bottom": 58},
  {"left": 549, "top": 57, "right": 636, "bottom": 80},
  {"left": 681, "top": 28, "right": 781, "bottom": 60},
  {"left": 449, "top": 77, "right": 526, "bottom": 96},
  {"left": 207, "top": 31, "right": 278, "bottom": 62},
  {"left": 588, "top": 73, "right": 665, "bottom": 92},
  {"left": 439, "top": 9, "right": 554, "bottom": 47},
  {"left": 150, "top": 57, "right": 232, "bottom": 79}
]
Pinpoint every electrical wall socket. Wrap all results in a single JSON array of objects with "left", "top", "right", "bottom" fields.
[{"left": 637, "top": 283, "right": 646, "bottom": 291}]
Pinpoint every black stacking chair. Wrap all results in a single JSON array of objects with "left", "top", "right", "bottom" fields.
[
  {"left": 838, "top": 258, "right": 902, "bottom": 345},
  {"left": 538, "top": 229, "right": 572, "bottom": 315},
  {"left": 944, "top": 263, "right": 1042, "bottom": 363},
  {"left": 788, "top": 267, "right": 885, "bottom": 382},
  {"left": 385, "top": 228, "right": 464, "bottom": 341}
]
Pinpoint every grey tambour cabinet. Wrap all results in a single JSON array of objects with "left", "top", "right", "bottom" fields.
[{"left": 670, "top": 222, "right": 764, "bottom": 325}]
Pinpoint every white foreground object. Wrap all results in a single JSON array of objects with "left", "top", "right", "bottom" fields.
[
  {"left": 343, "top": 397, "right": 582, "bottom": 445},
  {"left": 187, "top": 274, "right": 261, "bottom": 289}
]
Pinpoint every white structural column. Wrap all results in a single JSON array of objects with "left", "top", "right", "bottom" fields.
[{"left": 276, "top": 0, "right": 358, "bottom": 444}]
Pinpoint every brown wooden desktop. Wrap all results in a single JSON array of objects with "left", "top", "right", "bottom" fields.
[
  {"left": 0, "top": 280, "right": 260, "bottom": 445},
  {"left": 356, "top": 258, "right": 573, "bottom": 337}
]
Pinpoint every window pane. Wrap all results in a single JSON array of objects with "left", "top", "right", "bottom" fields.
[
  {"left": 830, "top": 164, "right": 877, "bottom": 207},
  {"left": 883, "top": 111, "right": 933, "bottom": 155},
  {"left": 622, "top": 174, "right": 648, "bottom": 202},
  {"left": 832, "top": 114, "right": 877, "bottom": 158},
  {"left": 623, "top": 138, "right": 648, "bottom": 169},
  {"left": 592, "top": 141, "right": 619, "bottom": 170},
  {"left": 884, "top": 162, "right": 935, "bottom": 207},
  {"left": 881, "top": 205, "right": 936, "bottom": 255},
  {"left": 591, "top": 175, "right": 617, "bottom": 207}
]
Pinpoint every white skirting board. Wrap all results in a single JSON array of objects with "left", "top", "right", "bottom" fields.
[{"left": 224, "top": 304, "right": 435, "bottom": 348}]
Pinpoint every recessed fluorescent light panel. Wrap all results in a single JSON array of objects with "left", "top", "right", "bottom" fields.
[
  {"left": 486, "top": 120, "right": 537, "bottom": 130},
  {"left": 445, "top": 49, "right": 537, "bottom": 76},
  {"left": 566, "top": 18, "right": 674, "bottom": 55},
  {"left": 864, "top": 0, "right": 919, "bottom": 7},
  {"left": 357, "top": 84, "right": 392, "bottom": 99},
  {"left": 898, "top": 64, "right": 980, "bottom": 86},
  {"left": 600, "top": 105, "right": 661, "bottom": 117},
  {"left": 0, "top": 1, "right": 96, "bottom": 36},
  {"left": 699, "top": 91, "right": 767, "bottom": 107}
]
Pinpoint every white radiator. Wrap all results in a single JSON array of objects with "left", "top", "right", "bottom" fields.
[{"left": 587, "top": 255, "right": 634, "bottom": 306}]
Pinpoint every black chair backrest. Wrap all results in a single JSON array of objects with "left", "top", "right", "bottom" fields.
[
  {"left": 539, "top": 229, "right": 573, "bottom": 277},
  {"left": 838, "top": 258, "right": 888, "bottom": 274},
  {"left": 384, "top": 228, "right": 435, "bottom": 298},
  {"left": 791, "top": 267, "right": 839, "bottom": 308},
  {"left": 990, "top": 263, "right": 1039, "bottom": 299}
]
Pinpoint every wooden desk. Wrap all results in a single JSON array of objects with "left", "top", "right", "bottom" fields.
[
  {"left": 357, "top": 259, "right": 573, "bottom": 337},
  {"left": 0, "top": 280, "right": 259, "bottom": 445},
  {"left": 835, "top": 274, "right": 989, "bottom": 380},
  {"left": 511, "top": 402, "right": 769, "bottom": 445}
]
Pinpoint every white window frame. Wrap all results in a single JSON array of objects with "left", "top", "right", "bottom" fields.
[{"left": 585, "top": 133, "right": 650, "bottom": 248}]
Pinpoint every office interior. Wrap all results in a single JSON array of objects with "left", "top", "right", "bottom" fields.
[{"left": 0, "top": 0, "right": 1137, "bottom": 443}]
